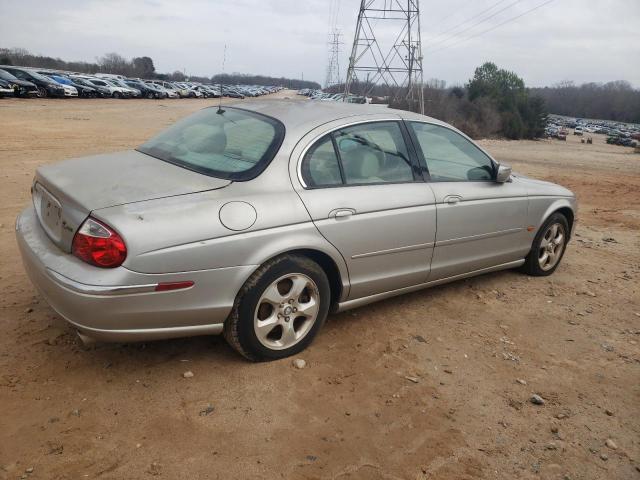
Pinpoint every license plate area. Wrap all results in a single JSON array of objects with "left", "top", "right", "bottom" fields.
[{"left": 33, "top": 183, "right": 63, "bottom": 243}]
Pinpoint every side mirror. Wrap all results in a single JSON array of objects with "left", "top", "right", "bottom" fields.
[{"left": 495, "top": 163, "right": 512, "bottom": 183}]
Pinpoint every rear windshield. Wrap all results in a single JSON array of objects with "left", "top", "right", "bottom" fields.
[{"left": 137, "top": 107, "right": 285, "bottom": 180}]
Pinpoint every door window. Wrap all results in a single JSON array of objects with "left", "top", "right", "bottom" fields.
[
  {"left": 301, "top": 135, "right": 342, "bottom": 187},
  {"left": 409, "top": 122, "right": 495, "bottom": 181},
  {"left": 301, "top": 121, "right": 415, "bottom": 187},
  {"left": 335, "top": 122, "right": 414, "bottom": 184}
]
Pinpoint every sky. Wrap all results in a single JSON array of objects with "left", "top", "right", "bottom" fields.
[{"left": 1, "top": 0, "right": 639, "bottom": 88}]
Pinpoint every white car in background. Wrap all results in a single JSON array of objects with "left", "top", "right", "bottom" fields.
[
  {"left": 85, "top": 78, "right": 132, "bottom": 98},
  {"left": 108, "top": 78, "right": 142, "bottom": 98},
  {"left": 152, "top": 83, "right": 178, "bottom": 98},
  {"left": 60, "top": 84, "right": 78, "bottom": 97}
]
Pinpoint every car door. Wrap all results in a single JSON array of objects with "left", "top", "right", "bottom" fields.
[
  {"left": 406, "top": 121, "right": 530, "bottom": 280},
  {"left": 292, "top": 119, "right": 437, "bottom": 300}
]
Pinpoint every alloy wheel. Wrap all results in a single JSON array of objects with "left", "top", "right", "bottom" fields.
[
  {"left": 253, "top": 273, "right": 320, "bottom": 350},
  {"left": 538, "top": 222, "right": 565, "bottom": 271}
]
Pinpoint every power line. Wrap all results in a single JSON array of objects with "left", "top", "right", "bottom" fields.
[
  {"left": 425, "top": 0, "right": 526, "bottom": 50},
  {"left": 424, "top": 0, "right": 510, "bottom": 43},
  {"left": 427, "top": 0, "right": 556, "bottom": 54},
  {"left": 422, "top": 0, "right": 468, "bottom": 33}
]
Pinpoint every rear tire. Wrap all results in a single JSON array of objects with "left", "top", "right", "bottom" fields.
[
  {"left": 521, "top": 212, "right": 569, "bottom": 276},
  {"left": 113, "top": 91, "right": 121, "bottom": 99},
  {"left": 224, "top": 254, "right": 331, "bottom": 361},
  {"left": 37, "top": 86, "right": 47, "bottom": 98}
]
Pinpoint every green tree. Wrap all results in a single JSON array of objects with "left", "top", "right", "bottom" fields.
[{"left": 467, "top": 62, "right": 546, "bottom": 139}]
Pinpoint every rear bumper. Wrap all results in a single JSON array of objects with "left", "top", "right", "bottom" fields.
[{"left": 16, "top": 207, "right": 256, "bottom": 342}]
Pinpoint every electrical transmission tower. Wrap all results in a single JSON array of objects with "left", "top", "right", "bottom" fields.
[
  {"left": 325, "top": 29, "right": 343, "bottom": 89},
  {"left": 344, "top": 0, "right": 424, "bottom": 113}
]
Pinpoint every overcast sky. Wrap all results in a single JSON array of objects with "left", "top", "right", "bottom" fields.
[{"left": 1, "top": 0, "right": 638, "bottom": 87}]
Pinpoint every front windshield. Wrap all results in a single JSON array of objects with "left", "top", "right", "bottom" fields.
[
  {"left": 0, "top": 69, "right": 18, "bottom": 81},
  {"left": 137, "top": 107, "right": 285, "bottom": 181},
  {"left": 23, "top": 70, "right": 51, "bottom": 82}
]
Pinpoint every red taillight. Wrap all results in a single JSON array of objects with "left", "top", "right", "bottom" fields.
[{"left": 72, "top": 217, "right": 127, "bottom": 268}]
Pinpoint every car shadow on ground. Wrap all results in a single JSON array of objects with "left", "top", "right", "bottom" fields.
[{"left": 43, "top": 267, "right": 524, "bottom": 368}]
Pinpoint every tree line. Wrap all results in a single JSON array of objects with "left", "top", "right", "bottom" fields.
[
  {"left": 0, "top": 48, "right": 157, "bottom": 79},
  {"left": 0, "top": 47, "right": 321, "bottom": 89},
  {"left": 531, "top": 81, "right": 640, "bottom": 124},
  {"left": 211, "top": 73, "right": 319, "bottom": 90}
]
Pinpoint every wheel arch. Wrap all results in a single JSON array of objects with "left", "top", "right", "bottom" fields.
[
  {"left": 532, "top": 197, "right": 577, "bottom": 240},
  {"left": 554, "top": 206, "right": 575, "bottom": 238},
  {"left": 249, "top": 248, "right": 349, "bottom": 308},
  {"left": 288, "top": 248, "right": 345, "bottom": 307}
]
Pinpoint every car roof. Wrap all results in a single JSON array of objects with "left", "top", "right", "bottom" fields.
[{"left": 226, "top": 100, "right": 447, "bottom": 130}]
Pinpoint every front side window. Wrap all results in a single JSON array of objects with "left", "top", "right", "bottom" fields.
[
  {"left": 409, "top": 122, "right": 495, "bottom": 181},
  {"left": 301, "top": 121, "right": 415, "bottom": 187},
  {"left": 138, "top": 107, "right": 285, "bottom": 180}
]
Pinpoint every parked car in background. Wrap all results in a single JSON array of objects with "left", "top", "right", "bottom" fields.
[
  {"left": 0, "top": 68, "right": 38, "bottom": 97},
  {"left": 0, "top": 78, "right": 15, "bottom": 96},
  {"left": 0, "top": 67, "right": 66, "bottom": 97},
  {"left": 47, "top": 74, "right": 96, "bottom": 98},
  {"left": 85, "top": 78, "right": 132, "bottom": 98},
  {"left": 150, "top": 83, "right": 176, "bottom": 98},
  {"left": 221, "top": 86, "right": 244, "bottom": 98},
  {"left": 16, "top": 102, "right": 576, "bottom": 361},
  {"left": 123, "top": 79, "right": 164, "bottom": 99},
  {"left": 69, "top": 76, "right": 111, "bottom": 98},
  {"left": 109, "top": 78, "right": 142, "bottom": 97},
  {"left": 32, "top": 71, "right": 78, "bottom": 97}
]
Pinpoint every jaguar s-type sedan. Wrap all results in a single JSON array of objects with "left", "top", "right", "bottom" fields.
[{"left": 16, "top": 102, "right": 576, "bottom": 360}]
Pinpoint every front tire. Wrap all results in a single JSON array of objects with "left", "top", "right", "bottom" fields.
[
  {"left": 224, "top": 254, "right": 331, "bottom": 361},
  {"left": 37, "top": 86, "right": 48, "bottom": 98},
  {"left": 521, "top": 212, "right": 569, "bottom": 276}
]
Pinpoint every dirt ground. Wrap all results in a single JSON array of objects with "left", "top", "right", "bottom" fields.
[{"left": 0, "top": 92, "right": 638, "bottom": 480}]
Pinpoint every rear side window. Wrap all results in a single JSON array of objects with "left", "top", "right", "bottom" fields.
[
  {"left": 137, "top": 107, "right": 285, "bottom": 181},
  {"left": 301, "top": 135, "right": 342, "bottom": 187},
  {"left": 301, "top": 121, "right": 415, "bottom": 187},
  {"left": 335, "top": 122, "right": 414, "bottom": 184}
]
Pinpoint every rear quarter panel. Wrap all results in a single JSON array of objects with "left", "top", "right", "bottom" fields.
[{"left": 92, "top": 143, "right": 351, "bottom": 296}]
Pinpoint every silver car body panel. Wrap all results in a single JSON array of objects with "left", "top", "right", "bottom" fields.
[
  {"left": 16, "top": 101, "right": 577, "bottom": 342},
  {"left": 34, "top": 149, "right": 230, "bottom": 252},
  {"left": 17, "top": 207, "right": 249, "bottom": 340}
]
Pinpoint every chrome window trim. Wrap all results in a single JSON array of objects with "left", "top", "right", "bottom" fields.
[{"left": 297, "top": 117, "right": 500, "bottom": 188}]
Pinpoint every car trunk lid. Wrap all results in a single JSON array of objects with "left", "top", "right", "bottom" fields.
[{"left": 33, "top": 149, "right": 230, "bottom": 252}]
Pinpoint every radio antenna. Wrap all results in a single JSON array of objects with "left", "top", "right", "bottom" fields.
[{"left": 217, "top": 44, "right": 227, "bottom": 114}]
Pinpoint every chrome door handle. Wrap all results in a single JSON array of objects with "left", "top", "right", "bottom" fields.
[
  {"left": 444, "top": 195, "right": 462, "bottom": 205},
  {"left": 330, "top": 208, "right": 355, "bottom": 219}
]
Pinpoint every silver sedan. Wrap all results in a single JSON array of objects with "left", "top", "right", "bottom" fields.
[{"left": 16, "top": 102, "right": 577, "bottom": 360}]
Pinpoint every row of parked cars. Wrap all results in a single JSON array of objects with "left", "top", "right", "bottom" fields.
[
  {"left": 0, "top": 66, "right": 284, "bottom": 100},
  {"left": 547, "top": 114, "right": 640, "bottom": 148},
  {"left": 298, "top": 88, "right": 367, "bottom": 104}
]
